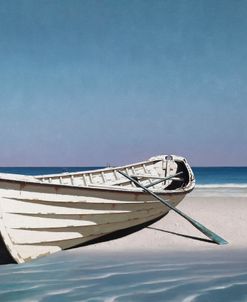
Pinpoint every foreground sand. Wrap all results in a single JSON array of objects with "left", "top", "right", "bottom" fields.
[{"left": 77, "top": 192, "right": 247, "bottom": 254}]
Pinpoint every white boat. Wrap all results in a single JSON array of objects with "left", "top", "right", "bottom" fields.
[{"left": 0, "top": 155, "right": 195, "bottom": 264}]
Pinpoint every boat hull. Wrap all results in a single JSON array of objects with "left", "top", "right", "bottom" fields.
[{"left": 0, "top": 179, "right": 186, "bottom": 264}]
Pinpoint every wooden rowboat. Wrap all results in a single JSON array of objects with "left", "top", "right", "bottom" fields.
[{"left": 0, "top": 155, "right": 195, "bottom": 264}]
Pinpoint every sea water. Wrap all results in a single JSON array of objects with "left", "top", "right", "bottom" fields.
[
  {"left": 0, "top": 167, "right": 246, "bottom": 302},
  {"left": 0, "top": 250, "right": 247, "bottom": 302},
  {"left": 193, "top": 167, "right": 247, "bottom": 197}
]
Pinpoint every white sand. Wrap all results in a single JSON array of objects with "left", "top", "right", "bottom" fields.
[{"left": 77, "top": 193, "right": 247, "bottom": 254}]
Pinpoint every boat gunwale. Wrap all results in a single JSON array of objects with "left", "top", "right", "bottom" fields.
[
  {"left": 34, "top": 158, "right": 162, "bottom": 179},
  {"left": 0, "top": 175, "right": 195, "bottom": 196},
  {"left": 0, "top": 155, "right": 195, "bottom": 195}
]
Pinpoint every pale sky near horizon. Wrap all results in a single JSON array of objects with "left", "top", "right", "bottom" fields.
[{"left": 0, "top": 0, "right": 246, "bottom": 166}]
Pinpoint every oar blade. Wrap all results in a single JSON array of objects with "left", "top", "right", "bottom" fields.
[{"left": 189, "top": 219, "right": 228, "bottom": 245}]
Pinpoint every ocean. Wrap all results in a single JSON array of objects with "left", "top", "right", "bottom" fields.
[
  {"left": 193, "top": 167, "right": 247, "bottom": 186},
  {"left": 193, "top": 167, "right": 247, "bottom": 197},
  {"left": 0, "top": 250, "right": 247, "bottom": 302},
  {"left": 0, "top": 167, "right": 246, "bottom": 302}
]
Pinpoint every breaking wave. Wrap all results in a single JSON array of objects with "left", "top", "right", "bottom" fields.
[
  {"left": 0, "top": 251, "right": 247, "bottom": 302},
  {"left": 196, "top": 183, "right": 247, "bottom": 189}
]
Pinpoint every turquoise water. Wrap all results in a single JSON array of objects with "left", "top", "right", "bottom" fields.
[{"left": 0, "top": 251, "right": 247, "bottom": 302}]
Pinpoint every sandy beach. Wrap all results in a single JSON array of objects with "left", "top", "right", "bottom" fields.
[{"left": 78, "top": 190, "right": 247, "bottom": 254}]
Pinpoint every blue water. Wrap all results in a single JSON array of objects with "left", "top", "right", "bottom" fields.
[
  {"left": 0, "top": 167, "right": 102, "bottom": 176},
  {"left": 0, "top": 166, "right": 247, "bottom": 186},
  {"left": 193, "top": 167, "right": 247, "bottom": 185},
  {"left": 0, "top": 251, "right": 247, "bottom": 302}
]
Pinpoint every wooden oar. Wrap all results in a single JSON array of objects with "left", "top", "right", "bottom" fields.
[{"left": 117, "top": 170, "right": 228, "bottom": 245}]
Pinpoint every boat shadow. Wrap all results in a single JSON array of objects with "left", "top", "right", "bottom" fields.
[{"left": 147, "top": 226, "right": 217, "bottom": 244}]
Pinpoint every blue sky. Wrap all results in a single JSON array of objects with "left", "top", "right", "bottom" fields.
[{"left": 0, "top": 0, "right": 246, "bottom": 166}]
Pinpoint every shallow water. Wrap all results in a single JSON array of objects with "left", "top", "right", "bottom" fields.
[{"left": 0, "top": 250, "right": 247, "bottom": 302}]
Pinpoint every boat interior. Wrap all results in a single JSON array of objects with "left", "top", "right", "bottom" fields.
[{"left": 36, "top": 156, "right": 191, "bottom": 191}]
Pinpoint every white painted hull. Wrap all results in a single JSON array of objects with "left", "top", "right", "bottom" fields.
[{"left": 0, "top": 155, "right": 195, "bottom": 264}]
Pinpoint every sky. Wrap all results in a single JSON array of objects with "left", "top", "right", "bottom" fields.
[{"left": 0, "top": 0, "right": 246, "bottom": 166}]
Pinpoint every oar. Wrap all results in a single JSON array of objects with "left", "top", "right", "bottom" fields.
[
  {"left": 145, "top": 171, "right": 184, "bottom": 188},
  {"left": 117, "top": 170, "right": 228, "bottom": 245}
]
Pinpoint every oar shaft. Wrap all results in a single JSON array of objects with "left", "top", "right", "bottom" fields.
[
  {"left": 117, "top": 170, "right": 228, "bottom": 245},
  {"left": 145, "top": 171, "right": 183, "bottom": 188}
]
